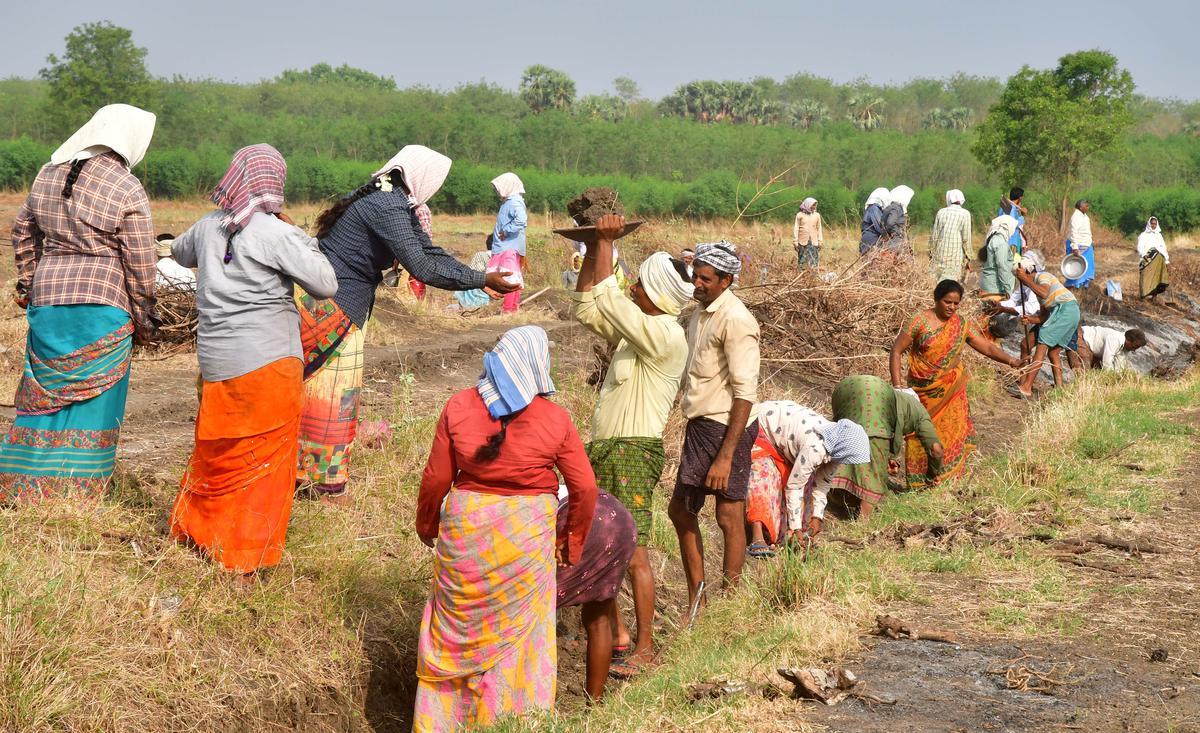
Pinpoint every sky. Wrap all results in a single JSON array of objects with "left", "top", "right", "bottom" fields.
[{"left": 4, "top": 0, "right": 1198, "bottom": 100}]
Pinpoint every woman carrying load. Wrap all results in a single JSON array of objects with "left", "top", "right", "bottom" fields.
[
  {"left": 2, "top": 104, "right": 159, "bottom": 499},
  {"left": 297, "top": 146, "right": 518, "bottom": 502},
  {"left": 413, "top": 325, "right": 596, "bottom": 731},
  {"left": 1137, "top": 216, "right": 1169, "bottom": 300},
  {"left": 890, "top": 280, "right": 1021, "bottom": 489},
  {"left": 490, "top": 172, "right": 528, "bottom": 313},
  {"left": 169, "top": 144, "right": 337, "bottom": 577}
]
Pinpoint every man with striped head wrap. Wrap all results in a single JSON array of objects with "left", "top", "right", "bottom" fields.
[
  {"left": 572, "top": 214, "right": 692, "bottom": 671},
  {"left": 669, "top": 239, "right": 761, "bottom": 615}
]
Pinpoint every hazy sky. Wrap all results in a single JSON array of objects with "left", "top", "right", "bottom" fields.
[{"left": 4, "top": 0, "right": 1197, "bottom": 100}]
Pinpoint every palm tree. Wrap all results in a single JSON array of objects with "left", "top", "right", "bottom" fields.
[
  {"left": 519, "top": 65, "right": 576, "bottom": 113},
  {"left": 789, "top": 99, "right": 829, "bottom": 129},
  {"left": 847, "top": 93, "right": 885, "bottom": 130}
]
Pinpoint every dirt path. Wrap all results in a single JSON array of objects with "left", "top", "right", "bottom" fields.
[{"left": 805, "top": 407, "right": 1200, "bottom": 733}]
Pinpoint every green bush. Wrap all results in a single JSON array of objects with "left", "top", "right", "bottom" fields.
[{"left": 0, "top": 138, "right": 51, "bottom": 190}]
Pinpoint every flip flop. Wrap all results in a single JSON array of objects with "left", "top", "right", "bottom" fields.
[
  {"left": 609, "top": 655, "right": 655, "bottom": 680},
  {"left": 747, "top": 542, "right": 775, "bottom": 559},
  {"left": 611, "top": 644, "right": 631, "bottom": 661},
  {"left": 1006, "top": 386, "right": 1033, "bottom": 401}
]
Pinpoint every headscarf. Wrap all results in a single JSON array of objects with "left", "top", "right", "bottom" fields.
[
  {"left": 945, "top": 189, "right": 965, "bottom": 206},
  {"left": 987, "top": 214, "right": 1019, "bottom": 243},
  {"left": 865, "top": 187, "right": 891, "bottom": 210},
  {"left": 1137, "top": 217, "right": 1168, "bottom": 261},
  {"left": 817, "top": 419, "right": 871, "bottom": 465},
  {"left": 680, "top": 248, "right": 695, "bottom": 260},
  {"left": 1017, "top": 249, "right": 1045, "bottom": 273},
  {"left": 491, "top": 172, "right": 525, "bottom": 199},
  {"left": 890, "top": 185, "right": 915, "bottom": 213},
  {"left": 155, "top": 234, "right": 174, "bottom": 259},
  {"left": 50, "top": 103, "right": 157, "bottom": 168},
  {"left": 372, "top": 145, "right": 452, "bottom": 205},
  {"left": 693, "top": 240, "right": 741, "bottom": 275},
  {"left": 477, "top": 326, "right": 555, "bottom": 420},
  {"left": 638, "top": 252, "right": 694, "bottom": 316},
  {"left": 211, "top": 144, "right": 287, "bottom": 236},
  {"left": 799, "top": 197, "right": 817, "bottom": 214}
]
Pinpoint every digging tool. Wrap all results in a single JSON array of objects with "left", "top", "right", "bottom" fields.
[{"left": 687, "top": 580, "right": 706, "bottom": 629}]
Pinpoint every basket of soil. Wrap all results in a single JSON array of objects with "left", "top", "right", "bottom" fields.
[{"left": 554, "top": 187, "right": 643, "bottom": 244}]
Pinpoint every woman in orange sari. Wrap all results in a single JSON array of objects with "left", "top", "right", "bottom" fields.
[{"left": 890, "top": 279, "right": 1020, "bottom": 489}]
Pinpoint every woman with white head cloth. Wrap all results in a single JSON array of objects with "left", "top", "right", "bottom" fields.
[
  {"left": 395, "top": 146, "right": 456, "bottom": 301},
  {"left": 793, "top": 196, "right": 824, "bottom": 268},
  {"left": 2, "top": 104, "right": 159, "bottom": 499},
  {"left": 977, "top": 214, "right": 1020, "bottom": 300},
  {"left": 930, "top": 189, "right": 973, "bottom": 283},
  {"left": 1137, "top": 216, "right": 1169, "bottom": 299},
  {"left": 297, "top": 145, "right": 518, "bottom": 502},
  {"left": 859, "top": 187, "right": 891, "bottom": 254},
  {"left": 490, "top": 172, "right": 528, "bottom": 313},
  {"left": 881, "top": 184, "right": 915, "bottom": 254}
]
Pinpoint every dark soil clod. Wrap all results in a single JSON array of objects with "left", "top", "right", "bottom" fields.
[{"left": 567, "top": 187, "right": 625, "bottom": 226}]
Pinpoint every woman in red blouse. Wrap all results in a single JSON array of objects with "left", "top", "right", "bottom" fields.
[{"left": 412, "top": 326, "right": 597, "bottom": 731}]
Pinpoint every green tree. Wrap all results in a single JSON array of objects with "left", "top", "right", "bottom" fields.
[
  {"left": 277, "top": 63, "right": 396, "bottom": 90},
  {"left": 519, "top": 65, "right": 576, "bottom": 113},
  {"left": 39, "top": 21, "right": 155, "bottom": 131},
  {"left": 576, "top": 94, "right": 629, "bottom": 122},
  {"left": 613, "top": 76, "right": 640, "bottom": 102},
  {"left": 972, "top": 50, "right": 1135, "bottom": 229}
]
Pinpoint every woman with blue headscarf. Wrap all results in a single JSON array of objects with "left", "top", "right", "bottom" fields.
[{"left": 413, "top": 325, "right": 597, "bottom": 730}]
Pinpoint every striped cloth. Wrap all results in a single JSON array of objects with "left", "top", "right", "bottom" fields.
[
  {"left": 929, "top": 205, "right": 973, "bottom": 283},
  {"left": 212, "top": 144, "right": 286, "bottom": 235},
  {"left": 477, "top": 326, "right": 555, "bottom": 419},
  {"left": 11, "top": 152, "right": 157, "bottom": 333}
]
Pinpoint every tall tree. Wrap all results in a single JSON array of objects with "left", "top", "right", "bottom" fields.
[
  {"left": 613, "top": 76, "right": 641, "bottom": 102},
  {"left": 39, "top": 21, "right": 155, "bottom": 132},
  {"left": 519, "top": 65, "right": 576, "bottom": 113},
  {"left": 973, "top": 50, "right": 1134, "bottom": 230},
  {"left": 277, "top": 63, "right": 396, "bottom": 90}
]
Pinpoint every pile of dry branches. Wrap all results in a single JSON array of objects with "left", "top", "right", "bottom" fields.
[
  {"left": 153, "top": 284, "right": 198, "bottom": 349},
  {"left": 745, "top": 258, "right": 932, "bottom": 386}
]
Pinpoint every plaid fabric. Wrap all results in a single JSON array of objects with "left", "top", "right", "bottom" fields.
[
  {"left": 930, "top": 206, "right": 972, "bottom": 283},
  {"left": 586, "top": 437, "right": 665, "bottom": 546},
  {"left": 212, "top": 144, "right": 286, "bottom": 235},
  {"left": 11, "top": 153, "right": 157, "bottom": 332}
]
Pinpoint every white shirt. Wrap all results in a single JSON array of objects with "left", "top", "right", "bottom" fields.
[
  {"left": 1082, "top": 326, "right": 1129, "bottom": 371},
  {"left": 999, "top": 284, "right": 1040, "bottom": 316},
  {"left": 1068, "top": 209, "right": 1093, "bottom": 249},
  {"left": 156, "top": 257, "right": 197, "bottom": 289}
]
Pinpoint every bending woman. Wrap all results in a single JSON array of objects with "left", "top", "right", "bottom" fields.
[
  {"left": 890, "top": 280, "right": 1020, "bottom": 489},
  {"left": 1012, "top": 251, "right": 1080, "bottom": 398},
  {"left": 297, "top": 145, "right": 517, "bottom": 501},
  {"left": 170, "top": 144, "right": 337, "bottom": 575},
  {"left": 2, "top": 104, "right": 158, "bottom": 499},
  {"left": 413, "top": 326, "right": 597, "bottom": 731}
]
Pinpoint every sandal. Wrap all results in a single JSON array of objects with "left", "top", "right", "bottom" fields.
[
  {"left": 747, "top": 542, "right": 775, "bottom": 559},
  {"left": 611, "top": 644, "right": 631, "bottom": 661},
  {"left": 609, "top": 655, "right": 655, "bottom": 680},
  {"left": 1006, "top": 386, "right": 1032, "bottom": 401}
]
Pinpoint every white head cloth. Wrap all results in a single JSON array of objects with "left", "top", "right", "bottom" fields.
[
  {"left": 1144, "top": 216, "right": 1161, "bottom": 234},
  {"left": 890, "top": 185, "right": 915, "bottom": 213},
  {"left": 372, "top": 145, "right": 452, "bottom": 205},
  {"left": 945, "top": 189, "right": 965, "bottom": 206},
  {"left": 638, "top": 252, "right": 694, "bottom": 316},
  {"left": 988, "top": 214, "right": 1019, "bottom": 242},
  {"left": 694, "top": 240, "right": 741, "bottom": 275},
  {"left": 799, "top": 197, "right": 817, "bottom": 214},
  {"left": 1137, "top": 216, "right": 1168, "bottom": 260},
  {"left": 1018, "top": 249, "right": 1046, "bottom": 273},
  {"left": 491, "top": 172, "right": 525, "bottom": 199},
  {"left": 50, "top": 103, "right": 157, "bottom": 168},
  {"left": 865, "top": 187, "right": 891, "bottom": 209}
]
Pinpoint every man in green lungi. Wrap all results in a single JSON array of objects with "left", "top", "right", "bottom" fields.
[{"left": 572, "top": 214, "right": 693, "bottom": 674}]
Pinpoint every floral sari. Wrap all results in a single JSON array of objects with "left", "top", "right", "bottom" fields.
[{"left": 903, "top": 312, "right": 979, "bottom": 489}]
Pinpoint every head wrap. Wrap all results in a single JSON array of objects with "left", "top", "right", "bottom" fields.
[
  {"left": 987, "top": 214, "right": 1019, "bottom": 243},
  {"left": 817, "top": 419, "right": 871, "bottom": 465},
  {"left": 865, "top": 187, "right": 891, "bottom": 209},
  {"left": 491, "top": 172, "right": 525, "bottom": 199},
  {"left": 372, "top": 145, "right": 452, "bottom": 205},
  {"left": 799, "top": 197, "right": 817, "bottom": 214},
  {"left": 477, "top": 326, "right": 555, "bottom": 420},
  {"left": 211, "top": 144, "right": 287, "bottom": 237},
  {"left": 638, "top": 252, "right": 694, "bottom": 316},
  {"left": 155, "top": 234, "right": 174, "bottom": 259},
  {"left": 693, "top": 240, "right": 741, "bottom": 276},
  {"left": 680, "top": 248, "right": 695, "bottom": 259},
  {"left": 1145, "top": 216, "right": 1161, "bottom": 233},
  {"left": 890, "top": 185, "right": 915, "bottom": 213},
  {"left": 1017, "top": 249, "right": 1045, "bottom": 274},
  {"left": 945, "top": 189, "right": 965, "bottom": 206},
  {"left": 50, "top": 103, "right": 157, "bottom": 169}
]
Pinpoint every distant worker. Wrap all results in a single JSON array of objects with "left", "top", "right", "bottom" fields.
[
  {"left": 1065, "top": 199, "right": 1095, "bottom": 289},
  {"left": 793, "top": 197, "right": 824, "bottom": 269},
  {"left": 1075, "top": 326, "right": 1147, "bottom": 372},
  {"left": 998, "top": 187, "right": 1027, "bottom": 254},
  {"left": 1137, "top": 216, "right": 1169, "bottom": 300},
  {"left": 859, "top": 188, "right": 891, "bottom": 254},
  {"left": 680, "top": 248, "right": 695, "bottom": 278},
  {"left": 154, "top": 233, "right": 197, "bottom": 290},
  {"left": 881, "top": 185, "right": 915, "bottom": 256},
  {"left": 490, "top": 172, "right": 528, "bottom": 313},
  {"left": 930, "top": 189, "right": 973, "bottom": 283}
]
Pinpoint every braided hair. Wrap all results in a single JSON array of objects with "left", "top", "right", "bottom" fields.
[
  {"left": 314, "top": 170, "right": 409, "bottom": 240},
  {"left": 61, "top": 159, "right": 88, "bottom": 198},
  {"left": 473, "top": 408, "right": 526, "bottom": 462}
]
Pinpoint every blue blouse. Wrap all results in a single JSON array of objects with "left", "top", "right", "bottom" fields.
[{"left": 492, "top": 195, "right": 527, "bottom": 255}]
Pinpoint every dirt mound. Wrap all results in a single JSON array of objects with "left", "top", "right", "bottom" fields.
[{"left": 567, "top": 187, "right": 625, "bottom": 225}]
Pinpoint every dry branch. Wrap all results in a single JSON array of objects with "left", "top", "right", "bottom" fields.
[
  {"left": 1088, "top": 534, "right": 1167, "bottom": 554},
  {"left": 872, "top": 614, "right": 958, "bottom": 644}
]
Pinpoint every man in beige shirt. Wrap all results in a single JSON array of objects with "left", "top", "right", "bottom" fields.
[
  {"left": 572, "top": 214, "right": 692, "bottom": 671},
  {"left": 669, "top": 240, "right": 761, "bottom": 615}
]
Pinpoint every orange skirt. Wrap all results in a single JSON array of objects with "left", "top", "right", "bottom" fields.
[{"left": 171, "top": 358, "right": 304, "bottom": 573}]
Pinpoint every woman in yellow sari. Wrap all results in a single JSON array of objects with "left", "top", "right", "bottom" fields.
[{"left": 890, "top": 280, "right": 1021, "bottom": 489}]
